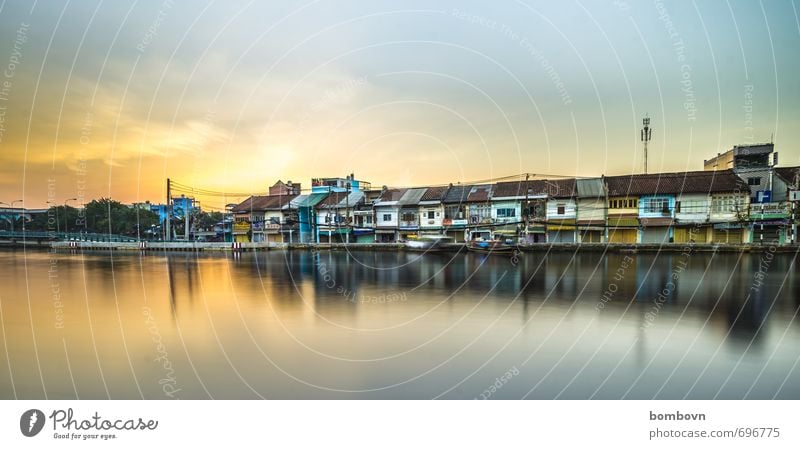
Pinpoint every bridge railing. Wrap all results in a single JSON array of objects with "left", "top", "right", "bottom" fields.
[{"left": 0, "top": 231, "right": 141, "bottom": 242}]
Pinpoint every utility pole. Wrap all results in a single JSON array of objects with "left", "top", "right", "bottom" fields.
[
  {"left": 182, "top": 195, "right": 190, "bottom": 242},
  {"left": 792, "top": 171, "right": 799, "bottom": 245},
  {"left": 166, "top": 178, "right": 171, "bottom": 241},
  {"left": 345, "top": 180, "right": 351, "bottom": 244},
  {"left": 641, "top": 115, "right": 652, "bottom": 174},
  {"left": 523, "top": 173, "right": 530, "bottom": 242}
]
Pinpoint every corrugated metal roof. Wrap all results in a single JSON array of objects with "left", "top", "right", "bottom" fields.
[
  {"left": 576, "top": 178, "right": 605, "bottom": 198},
  {"left": 536, "top": 179, "right": 577, "bottom": 198},
  {"left": 467, "top": 184, "right": 492, "bottom": 202},
  {"left": 606, "top": 170, "right": 747, "bottom": 196},
  {"left": 775, "top": 166, "right": 800, "bottom": 185},
  {"left": 420, "top": 186, "right": 449, "bottom": 202},
  {"left": 289, "top": 195, "right": 308, "bottom": 208},
  {"left": 292, "top": 192, "right": 329, "bottom": 208},
  {"left": 374, "top": 188, "right": 407, "bottom": 207},
  {"left": 492, "top": 180, "right": 533, "bottom": 198},
  {"left": 233, "top": 194, "right": 297, "bottom": 213},
  {"left": 442, "top": 185, "right": 471, "bottom": 204},
  {"left": 318, "top": 190, "right": 364, "bottom": 209},
  {"left": 397, "top": 188, "right": 427, "bottom": 206}
]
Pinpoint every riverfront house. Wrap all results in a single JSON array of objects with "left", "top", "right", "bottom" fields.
[{"left": 229, "top": 144, "right": 799, "bottom": 245}]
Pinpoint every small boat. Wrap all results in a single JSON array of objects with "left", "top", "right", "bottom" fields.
[
  {"left": 404, "top": 234, "right": 454, "bottom": 252},
  {"left": 465, "top": 229, "right": 518, "bottom": 254},
  {"left": 466, "top": 240, "right": 515, "bottom": 254}
]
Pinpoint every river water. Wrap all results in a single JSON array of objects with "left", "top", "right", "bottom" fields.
[{"left": 0, "top": 248, "right": 797, "bottom": 399}]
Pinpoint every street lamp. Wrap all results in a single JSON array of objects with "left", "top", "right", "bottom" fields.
[{"left": 64, "top": 198, "right": 78, "bottom": 237}]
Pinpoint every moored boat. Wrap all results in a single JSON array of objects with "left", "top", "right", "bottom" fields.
[
  {"left": 465, "top": 229, "right": 518, "bottom": 254},
  {"left": 404, "top": 234, "right": 454, "bottom": 252},
  {"left": 466, "top": 240, "right": 515, "bottom": 254}
]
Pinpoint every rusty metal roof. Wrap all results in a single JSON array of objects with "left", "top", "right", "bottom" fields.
[
  {"left": 420, "top": 185, "right": 449, "bottom": 202},
  {"left": 606, "top": 170, "right": 747, "bottom": 196},
  {"left": 466, "top": 184, "right": 492, "bottom": 202},
  {"left": 233, "top": 194, "right": 298, "bottom": 213}
]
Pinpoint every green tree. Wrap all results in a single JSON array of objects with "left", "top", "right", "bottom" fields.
[
  {"left": 83, "top": 198, "right": 159, "bottom": 236},
  {"left": 196, "top": 211, "right": 223, "bottom": 231}
]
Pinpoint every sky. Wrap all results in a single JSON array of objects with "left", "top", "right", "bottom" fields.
[{"left": 0, "top": 0, "right": 798, "bottom": 209}]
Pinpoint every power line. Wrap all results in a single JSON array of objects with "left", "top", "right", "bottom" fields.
[{"left": 166, "top": 171, "right": 594, "bottom": 200}]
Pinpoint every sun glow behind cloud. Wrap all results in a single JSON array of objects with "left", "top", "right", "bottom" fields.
[{"left": 0, "top": 0, "right": 797, "bottom": 207}]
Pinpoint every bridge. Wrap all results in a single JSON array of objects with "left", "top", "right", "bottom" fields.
[{"left": 0, "top": 231, "right": 141, "bottom": 243}]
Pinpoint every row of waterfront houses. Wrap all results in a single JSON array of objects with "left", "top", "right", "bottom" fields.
[{"left": 231, "top": 165, "right": 799, "bottom": 245}]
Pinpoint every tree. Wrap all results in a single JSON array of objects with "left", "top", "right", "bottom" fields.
[
  {"left": 83, "top": 198, "right": 159, "bottom": 236},
  {"left": 196, "top": 211, "right": 223, "bottom": 231}
]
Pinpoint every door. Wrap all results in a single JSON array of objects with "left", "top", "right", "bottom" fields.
[
  {"left": 641, "top": 227, "right": 671, "bottom": 244},
  {"left": 608, "top": 229, "right": 637, "bottom": 243},
  {"left": 547, "top": 230, "right": 575, "bottom": 243}
]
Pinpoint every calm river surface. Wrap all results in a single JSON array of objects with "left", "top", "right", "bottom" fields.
[{"left": 0, "top": 248, "right": 798, "bottom": 399}]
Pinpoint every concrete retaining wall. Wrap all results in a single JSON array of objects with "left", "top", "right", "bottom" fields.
[{"left": 46, "top": 241, "right": 800, "bottom": 253}]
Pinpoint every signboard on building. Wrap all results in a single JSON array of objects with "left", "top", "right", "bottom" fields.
[
  {"left": 757, "top": 190, "right": 772, "bottom": 203},
  {"left": 790, "top": 190, "right": 800, "bottom": 202},
  {"left": 233, "top": 222, "right": 251, "bottom": 233}
]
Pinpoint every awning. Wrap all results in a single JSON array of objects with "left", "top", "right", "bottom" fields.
[
  {"left": 523, "top": 225, "right": 546, "bottom": 233},
  {"left": 576, "top": 220, "right": 605, "bottom": 227},
  {"left": 750, "top": 219, "right": 790, "bottom": 226},
  {"left": 548, "top": 225, "right": 576, "bottom": 231},
  {"left": 712, "top": 223, "right": 746, "bottom": 230},
  {"left": 318, "top": 227, "right": 350, "bottom": 235},
  {"left": 639, "top": 217, "right": 673, "bottom": 227},
  {"left": 375, "top": 229, "right": 396, "bottom": 234},
  {"left": 494, "top": 224, "right": 519, "bottom": 232},
  {"left": 675, "top": 220, "right": 708, "bottom": 226}
]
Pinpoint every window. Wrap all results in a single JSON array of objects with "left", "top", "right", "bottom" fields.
[
  {"left": 610, "top": 199, "right": 636, "bottom": 209},
  {"left": 472, "top": 204, "right": 491, "bottom": 217},
  {"left": 747, "top": 177, "right": 761, "bottom": 186},
  {"left": 401, "top": 212, "right": 416, "bottom": 222},
  {"left": 365, "top": 216, "right": 373, "bottom": 224},
  {"left": 427, "top": 210, "right": 435, "bottom": 220},
  {"left": 445, "top": 205, "right": 464, "bottom": 219},
  {"left": 645, "top": 198, "right": 670, "bottom": 214},
  {"left": 382, "top": 213, "right": 391, "bottom": 222},
  {"left": 557, "top": 204, "right": 565, "bottom": 215},
  {"left": 496, "top": 208, "right": 516, "bottom": 218}
]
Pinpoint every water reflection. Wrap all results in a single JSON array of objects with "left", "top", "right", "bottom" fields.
[{"left": 0, "top": 249, "right": 797, "bottom": 399}]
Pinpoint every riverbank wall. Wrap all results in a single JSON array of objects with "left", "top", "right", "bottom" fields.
[{"left": 40, "top": 241, "right": 800, "bottom": 253}]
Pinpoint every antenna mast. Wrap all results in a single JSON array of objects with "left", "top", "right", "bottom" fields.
[{"left": 641, "top": 114, "right": 652, "bottom": 174}]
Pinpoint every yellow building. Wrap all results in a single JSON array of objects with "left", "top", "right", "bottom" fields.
[{"left": 606, "top": 196, "right": 639, "bottom": 244}]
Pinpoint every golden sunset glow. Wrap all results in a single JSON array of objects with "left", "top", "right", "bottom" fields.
[{"left": 0, "top": 1, "right": 798, "bottom": 209}]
